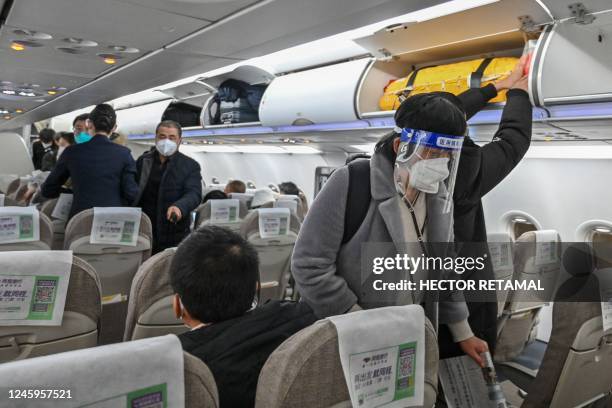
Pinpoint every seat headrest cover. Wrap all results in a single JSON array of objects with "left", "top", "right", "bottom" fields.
[
  {"left": 0, "top": 334, "right": 185, "bottom": 406},
  {"left": 257, "top": 208, "right": 291, "bottom": 238},
  {"left": 240, "top": 210, "right": 300, "bottom": 238},
  {"left": 0, "top": 250, "right": 72, "bottom": 326},
  {"left": 0, "top": 206, "right": 40, "bottom": 244},
  {"left": 209, "top": 199, "right": 240, "bottom": 223},
  {"left": 90, "top": 207, "right": 142, "bottom": 246},
  {"left": 328, "top": 305, "right": 426, "bottom": 407},
  {"left": 65, "top": 209, "right": 152, "bottom": 249}
]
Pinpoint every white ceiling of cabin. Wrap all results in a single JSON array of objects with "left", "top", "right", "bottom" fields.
[{"left": 0, "top": 0, "right": 446, "bottom": 130}]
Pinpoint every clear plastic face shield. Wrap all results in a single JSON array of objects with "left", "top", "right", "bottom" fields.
[{"left": 393, "top": 128, "right": 464, "bottom": 213}]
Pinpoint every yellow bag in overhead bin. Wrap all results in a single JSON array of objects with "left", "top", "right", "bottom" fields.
[{"left": 379, "top": 57, "right": 519, "bottom": 111}]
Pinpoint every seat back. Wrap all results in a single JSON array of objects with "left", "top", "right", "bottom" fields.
[
  {"left": 184, "top": 351, "right": 220, "bottom": 408},
  {"left": 496, "top": 230, "right": 562, "bottom": 362},
  {"left": 255, "top": 315, "right": 438, "bottom": 408},
  {"left": 40, "top": 198, "right": 66, "bottom": 250},
  {"left": 240, "top": 209, "right": 300, "bottom": 301},
  {"left": 523, "top": 301, "right": 612, "bottom": 408},
  {"left": 194, "top": 199, "right": 248, "bottom": 232},
  {"left": 487, "top": 232, "right": 515, "bottom": 317},
  {"left": 124, "top": 248, "right": 187, "bottom": 341},
  {"left": 0, "top": 335, "right": 218, "bottom": 407},
  {"left": 274, "top": 195, "right": 305, "bottom": 222},
  {"left": 0, "top": 255, "right": 102, "bottom": 363},
  {"left": 0, "top": 208, "right": 53, "bottom": 251},
  {"left": 64, "top": 208, "right": 152, "bottom": 344},
  {"left": 5, "top": 178, "right": 20, "bottom": 198}
]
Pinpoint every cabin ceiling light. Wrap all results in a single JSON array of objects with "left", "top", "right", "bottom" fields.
[
  {"left": 11, "top": 40, "right": 44, "bottom": 48},
  {"left": 15, "top": 108, "right": 23, "bottom": 113},
  {"left": 98, "top": 53, "right": 122, "bottom": 65},
  {"left": 64, "top": 38, "right": 98, "bottom": 47},
  {"left": 10, "top": 42, "right": 26, "bottom": 51},
  {"left": 513, "top": 217, "right": 528, "bottom": 223},
  {"left": 13, "top": 29, "right": 53, "bottom": 40},
  {"left": 3, "top": 115, "right": 11, "bottom": 120},
  {"left": 595, "top": 227, "right": 612, "bottom": 233},
  {"left": 0, "top": 108, "right": 8, "bottom": 114},
  {"left": 47, "top": 86, "right": 67, "bottom": 95}
]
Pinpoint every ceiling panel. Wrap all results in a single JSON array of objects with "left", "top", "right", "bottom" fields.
[
  {"left": 1, "top": 0, "right": 448, "bottom": 128},
  {"left": 171, "top": 0, "right": 446, "bottom": 58},
  {"left": 116, "top": 0, "right": 260, "bottom": 22},
  {"left": 6, "top": 0, "right": 208, "bottom": 51}
]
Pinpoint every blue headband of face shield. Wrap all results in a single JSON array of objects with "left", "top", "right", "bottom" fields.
[{"left": 399, "top": 128, "right": 464, "bottom": 151}]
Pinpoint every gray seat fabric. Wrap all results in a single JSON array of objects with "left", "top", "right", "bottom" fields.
[
  {"left": 6, "top": 178, "right": 20, "bottom": 198},
  {"left": 496, "top": 230, "right": 561, "bottom": 363},
  {"left": 487, "top": 232, "right": 515, "bottom": 318},
  {"left": 184, "top": 351, "right": 220, "bottom": 408},
  {"left": 0, "top": 256, "right": 102, "bottom": 363},
  {"left": 0, "top": 210, "right": 53, "bottom": 251},
  {"left": 40, "top": 198, "right": 66, "bottom": 250},
  {"left": 240, "top": 210, "right": 301, "bottom": 302},
  {"left": 64, "top": 208, "right": 152, "bottom": 344},
  {"left": 194, "top": 200, "right": 249, "bottom": 232},
  {"left": 124, "top": 248, "right": 187, "bottom": 341},
  {"left": 255, "top": 317, "right": 438, "bottom": 408},
  {"left": 522, "top": 301, "right": 612, "bottom": 408}
]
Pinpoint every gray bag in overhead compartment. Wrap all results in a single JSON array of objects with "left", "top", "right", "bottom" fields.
[{"left": 210, "top": 79, "right": 266, "bottom": 125}]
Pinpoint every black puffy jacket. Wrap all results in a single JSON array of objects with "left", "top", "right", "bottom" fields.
[{"left": 135, "top": 149, "right": 202, "bottom": 251}]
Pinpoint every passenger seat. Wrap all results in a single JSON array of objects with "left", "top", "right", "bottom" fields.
[
  {"left": 240, "top": 209, "right": 300, "bottom": 302},
  {"left": 495, "top": 230, "right": 561, "bottom": 363},
  {"left": 0, "top": 255, "right": 101, "bottom": 363},
  {"left": 487, "top": 232, "right": 515, "bottom": 317},
  {"left": 124, "top": 248, "right": 186, "bottom": 341},
  {"left": 0, "top": 207, "right": 53, "bottom": 251},
  {"left": 256, "top": 310, "right": 438, "bottom": 407},
  {"left": 63, "top": 208, "right": 152, "bottom": 344},
  {"left": 0, "top": 335, "right": 219, "bottom": 407},
  {"left": 40, "top": 198, "right": 66, "bottom": 250},
  {"left": 194, "top": 199, "right": 248, "bottom": 232}
]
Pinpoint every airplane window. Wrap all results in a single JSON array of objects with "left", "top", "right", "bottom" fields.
[
  {"left": 501, "top": 211, "right": 541, "bottom": 241},
  {"left": 512, "top": 217, "right": 538, "bottom": 240}
]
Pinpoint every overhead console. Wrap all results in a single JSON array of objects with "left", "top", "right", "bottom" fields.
[{"left": 125, "top": 0, "right": 612, "bottom": 141}]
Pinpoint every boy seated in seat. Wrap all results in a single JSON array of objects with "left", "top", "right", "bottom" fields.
[{"left": 170, "top": 225, "right": 317, "bottom": 408}]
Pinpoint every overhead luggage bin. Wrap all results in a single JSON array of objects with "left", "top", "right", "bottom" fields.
[
  {"left": 533, "top": 2, "right": 612, "bottom": 105},
  {"left": 353, "top": 0, "right": 551, "bottom": 63},
  {"left": 115, "top": 99, "right": 173, "bottom": 136},
  {"left": 199, "top": 65, "right": 276, "bottom": 127}
]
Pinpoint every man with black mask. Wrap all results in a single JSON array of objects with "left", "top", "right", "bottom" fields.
[
  {"left": 42, "top": 104, "right": 139, "bottom": 219},
  {"left": 32, "top": 128, "right": 56, "bottom": 170}
]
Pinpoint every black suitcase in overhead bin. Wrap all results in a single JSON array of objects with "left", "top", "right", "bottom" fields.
[
  {"left": 209, "top": 79, "right": 266, "bottom": 125},
  {"left": 220, "top": 99, "right": 260, "bottom": 124}
]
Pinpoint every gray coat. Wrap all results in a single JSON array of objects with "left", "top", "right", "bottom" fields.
[{"left": 292, "top": 150, "right": 469, "bottom": 329}]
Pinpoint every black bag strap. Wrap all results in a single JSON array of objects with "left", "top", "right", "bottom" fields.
[
  {"left": 342, "top": 159, "right": 372, "bottom": 244},
  {"left": 470, "top": 58, "right": 493, "bottom": 89}
]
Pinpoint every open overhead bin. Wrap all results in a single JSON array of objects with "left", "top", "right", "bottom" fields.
[{"left": 532, "top": 1, "right": 612, "bottom": 105}]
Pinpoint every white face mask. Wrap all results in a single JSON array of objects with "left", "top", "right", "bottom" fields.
[
  {"left": 407, "top": 157, "right": 450, "bottom": 194},
  {"left": 57, "top": 146, "right": 66, "bottom": 158},
  {"left": 156, "top": 139, "right": 178, "bottom": 157}
]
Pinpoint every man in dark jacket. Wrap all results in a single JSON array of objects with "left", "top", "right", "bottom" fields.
[
  {"left": 135, "top": 120, "right": 202, "bottom": 253},
  {"left": 32, "top": 128, "right": 56, "bottom": 170},
  {"left": 438, "top": 58, "right": 533, "bottom": 357},
  {"left": 41, "top": 104, "right": 139, "bottom": 219},
  {"left": 171, "top": 226, "right": 317, "bottom": 408}
]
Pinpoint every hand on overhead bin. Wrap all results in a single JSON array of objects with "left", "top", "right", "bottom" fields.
[
  {"left": 458, "top": 336, "right": 489, "bottom": 367},
  {"left": 494, "top": 55, "right": 528, "bottom": 91},
  {"left": 167, "top": 206, "right": 182, "bottom": 223}
]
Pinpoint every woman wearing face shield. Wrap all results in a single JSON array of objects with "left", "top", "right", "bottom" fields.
[{"left": 291, "top": 89, "right": 489, "bottom": 366}]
